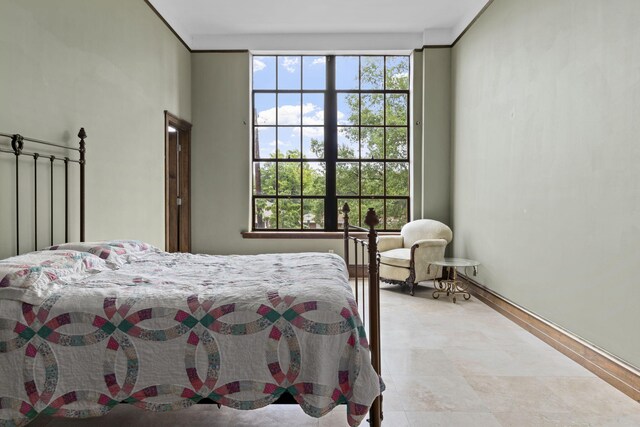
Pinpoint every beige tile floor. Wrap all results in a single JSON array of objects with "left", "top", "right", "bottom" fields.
[{"left": 30, "top": 281, "right": 640, "bottom": 427}]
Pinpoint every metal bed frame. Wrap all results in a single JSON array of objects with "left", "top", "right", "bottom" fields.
[
  {"left": 0, "top": 129, "right": 385, "bottom": 426},
  {"left": 0, "top": 128, "right": 86, "bottom": 253}
]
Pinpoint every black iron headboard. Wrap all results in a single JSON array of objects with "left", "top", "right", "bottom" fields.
[{"left": 0, "top": 128, "right": 86, "bottom": 255}]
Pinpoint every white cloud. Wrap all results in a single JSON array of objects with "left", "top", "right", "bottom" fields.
[
  {"left": 257, "top": 105, "right": 299, "bottom": 125},
  {"left": 281, "top": 57, "right": 299, "bottom": 73},
  {"left": 336, "top": 110, "right": 348, "bottom": 125},
  {"left": 256, "top": 109, "right": 275, "bottom": 125},
  {"left": 390, "top": 71, "right": 409, "bottom": 81},
  {"left": 302, "top": 103, "right": 324, "bottom": 125},
  {"left": 256, "top": 103, "right": 346, "bottom": 134},
  {"left": 301, "top": 126, "right": 324, "bottom": 139},
  {"left": 311, "top": 57, "right": 326, "bottom": 65},
  {"left": 257, "top": 102, "right": 327, "bottom": 126},
  {"left": 253, "top": 58, "right": 266, "bottom": 72}
]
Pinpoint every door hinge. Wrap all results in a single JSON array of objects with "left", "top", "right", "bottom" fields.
[
  {"left": 178, "top": 144, "right": 182, "bottom": 152},
  {"left": 177, "top": 197, "right": 182, "bottom": 206}
]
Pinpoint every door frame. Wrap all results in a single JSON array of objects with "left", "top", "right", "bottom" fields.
[{"left": 164, "top": 110, "right": 192, "bottom": 252}]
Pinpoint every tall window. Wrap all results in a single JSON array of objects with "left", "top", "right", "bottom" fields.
[{"left": 252, "top": 55, "right": 410, "bottom": 231}]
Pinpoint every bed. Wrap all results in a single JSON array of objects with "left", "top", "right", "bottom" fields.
[{"left": 0, "top": 130, "right": 384, "bottom": 426}]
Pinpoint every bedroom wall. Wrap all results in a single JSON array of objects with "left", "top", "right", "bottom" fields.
[
  {"left": 421, "top": 48, "right": 451, "bottom": 226},
  {"left": 190, "top": 52, "right": 446, "bottom": 256},
  {"left": 451, "top": 0, "right": 640, "bottom": 368},
  {"left": 0, "top": 0, "right": 191, "bottom": 258}
]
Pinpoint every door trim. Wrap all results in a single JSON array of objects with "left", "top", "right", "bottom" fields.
[{"left": 164, "top": 111, "right": 192, "bottom": 252}]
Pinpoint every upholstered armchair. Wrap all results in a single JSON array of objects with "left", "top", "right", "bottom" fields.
[{"left": 378, "top": 219, "right": 453, "bottom": 296}]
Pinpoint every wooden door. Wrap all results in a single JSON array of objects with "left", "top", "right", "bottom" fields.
[{"left": 165, "top": 111, "right": 192, "bottom": 252}]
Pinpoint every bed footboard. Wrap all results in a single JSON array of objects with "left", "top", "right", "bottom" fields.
[{"left": 342, "top": 203, "right": 382, "bottom": 427}]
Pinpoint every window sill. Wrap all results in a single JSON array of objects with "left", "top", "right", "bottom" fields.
[{"left": 241, "top": 231, "right": 400, "bottom": 239}]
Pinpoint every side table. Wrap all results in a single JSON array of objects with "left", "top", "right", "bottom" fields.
[{"left": 427, "top": 258, "right": 480, "bottom": 303}]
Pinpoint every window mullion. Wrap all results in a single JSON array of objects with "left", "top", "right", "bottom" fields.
[
  {"left": 274, "top": 57, "right": 280, "bottom": 229},
  {"left": 325, "top": 55, "right": 338, "bottom": 231},
  {"left": 383, "top": 57, "right": 387, "bottom": 231}
]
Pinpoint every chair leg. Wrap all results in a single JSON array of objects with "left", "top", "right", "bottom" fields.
[
  {"left": 406, "top": 271, "right": 416, "bottom": 296},
  {"left": 407, "top": 245, "right": 418, "bottom": 296}
]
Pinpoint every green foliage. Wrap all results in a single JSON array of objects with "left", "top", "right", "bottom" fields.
[{"left": 254, "top": 56, "right": 410, "bottom": 230}]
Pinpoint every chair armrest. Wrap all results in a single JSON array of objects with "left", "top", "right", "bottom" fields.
[
  {"left": 377, "top": 235, "right": 404, "bottom": 252},
  {"left": 410, "top": 238, "right": 448, "bottom": 250}
]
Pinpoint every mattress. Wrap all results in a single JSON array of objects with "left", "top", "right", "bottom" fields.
[{"left": 0, "top": 249, "right": 382, "bottom": 426}]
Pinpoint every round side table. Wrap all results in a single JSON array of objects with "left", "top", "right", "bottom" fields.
[{"left": 427, "top": 258, "right": 480, "bottom": 303}]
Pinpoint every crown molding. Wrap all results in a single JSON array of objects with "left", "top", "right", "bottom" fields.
[
  {"left": 451, "top": 0, "right": 495, "bottom": 47},
  {"left": 190, "top": 33, "right": 422, "bottom": 52},
  {"left": 191, "top": 49, "right": 250, "bottom": 54},
  {"left": 143, "top": 0, "right": 192, "bottom": 52},
  {"left": 422, "top": 28, "right": 453, "bottom": 46}
]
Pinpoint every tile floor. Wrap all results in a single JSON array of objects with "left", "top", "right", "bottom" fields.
[{"left": 30, "top": 281, "right": 640, "bottom": 426}]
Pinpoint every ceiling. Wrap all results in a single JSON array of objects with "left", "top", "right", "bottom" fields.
[{"left": 148, "top": 0, "right": 491, "bottom": 51}]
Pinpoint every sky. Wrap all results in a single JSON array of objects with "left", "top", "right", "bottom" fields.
[{"left": 252, "top": 55, "right": 409, "bottom": 160}]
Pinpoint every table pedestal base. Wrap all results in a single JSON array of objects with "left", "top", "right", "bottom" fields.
[{"left": 432, "top": 267, "right": 471, "bottom": 303}]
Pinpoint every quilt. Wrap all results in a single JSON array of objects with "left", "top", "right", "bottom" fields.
[{"left": 0, "top": 250, "right": 382, "bottom": 426}]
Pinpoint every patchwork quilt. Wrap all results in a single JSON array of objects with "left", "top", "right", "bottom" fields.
[{"left": 0, "top": 250, "right": 382, "bottom": 426}]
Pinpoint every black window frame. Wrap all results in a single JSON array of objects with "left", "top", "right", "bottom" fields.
[{"left": 252, "top": 54, "right": 411, "bottom": 232}]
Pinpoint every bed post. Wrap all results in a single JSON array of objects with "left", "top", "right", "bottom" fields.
[
  {"left": 364, "top": 208, "right": 382, "bottom": 427},
  {"left": 341, "top": 204, "right": 382, "bottom": 426},
  {"left": 11, "top": 134, "right": 23, "bottom": 254},
  {"left": 78, "top": 128, "right": 86, "bottom": 242},
  {"left": 342, "top": 203, "right": 350, "bottom": 267}
]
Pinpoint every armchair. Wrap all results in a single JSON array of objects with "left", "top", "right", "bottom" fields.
[{"left": 378, "top": 219, "right": 453, "bottom": 296}]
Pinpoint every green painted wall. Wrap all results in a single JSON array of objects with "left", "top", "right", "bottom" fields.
[
  {"left": 0, "top": 0, "right": 191, "bottom": 257},
  {"left": 451, "top": 0, "right": 640, "bottom": 368}
]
